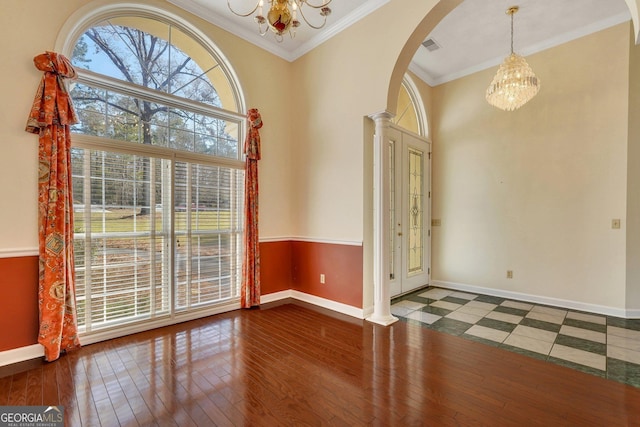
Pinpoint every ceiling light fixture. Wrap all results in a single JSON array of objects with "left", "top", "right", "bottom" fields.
[
  {"left": 227, "top": 0, "right": 332, "bottom": 42},
  {"left": 486, "top": 6, "right": 540, "bottom": 111}
]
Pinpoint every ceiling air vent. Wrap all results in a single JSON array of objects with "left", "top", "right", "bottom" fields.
[{"left": 421, "top": 38, "right": 440, "bottom": 52}]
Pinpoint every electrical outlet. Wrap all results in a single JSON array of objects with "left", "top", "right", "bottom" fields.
[
  {"left": 507, "top": 270, "right": 513, "bottom": 279},
  {"left": 431, "top": 219, "right": 441, "bottom": 226},
  {"left": 320, "top": 274, "right": 325, "bottom": 284},
  {"left": 612, "top": 219, "right": 621, "bottom": 229}
]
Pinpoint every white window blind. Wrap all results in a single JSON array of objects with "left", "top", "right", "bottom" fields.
[{"left": 69, "top": 14, "right": 245, "bottom": 336}]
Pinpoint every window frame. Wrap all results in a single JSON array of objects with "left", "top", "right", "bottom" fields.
[
  {"left": 58, "top": 4, "right": 248, "bottom": 345},
  {"left": 392, "top": 74, "right": 429, "bottom": 138},
  {"left": 56, "top": 3, "right": 245, "bottom": 116}
]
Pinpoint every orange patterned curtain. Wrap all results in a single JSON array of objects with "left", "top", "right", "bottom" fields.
[
  {"left": 241, "top": 109, "right": 263, "bottom": 308},
  {"left": 25, "top": 52, "right": 81, "bottom": 361}
]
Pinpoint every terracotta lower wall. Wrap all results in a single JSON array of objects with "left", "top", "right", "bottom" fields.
[
  {"left": 1, "top": 241, "right": 363, "bottom": 353},
  {"left": 0, "top": 256, "right": 39, "bottom": 351},
  {"left": 260, "top": 240, "right": 364, "bottom": 309},
  {"left": 260, "top": 240, "right": 293, "bottom": 294},
  {"left": 291, "top": 241, "right": 363, "bottom": 308}
]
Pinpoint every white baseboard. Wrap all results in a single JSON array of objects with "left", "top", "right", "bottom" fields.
[
  {"left": 0, "top": 301, "right": 242, "bottom": 368},
  {"left": 362, "top": 305, "right": 374, "bottom": 319},
  {"left": 260, "top": 290, "right": 292, "bottom": 304},
  {"left": 3, "top": 292, "right": 365, "bottom": 368},
  {"left": 4, "top": 283, "right": 636, "bottom": 369},
  {"left": 261, "top": 290, "right": 365, "bottom": 319},
  {"left": 431, "top": 280, "right": 638, "bottom": 319},
  {"left": 626, "top": 308, "right": 640, "bottom": 318},
  {"left": 290, "top": 291, "right": 365, "bottom": 319},
  {"left": 0, "top": 344, "right": 44, "bottom": 366}
]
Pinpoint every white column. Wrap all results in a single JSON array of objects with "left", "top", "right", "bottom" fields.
[{"left": 367, "top": 112, "right": 398, "bottom": 326}]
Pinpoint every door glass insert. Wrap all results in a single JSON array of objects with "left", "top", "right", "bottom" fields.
[
  {"left": 389, "top": 140, "right": 396, "bottom": 280},
  {"left": 408, "top": 147, "right": 424, "bottom": 274}
]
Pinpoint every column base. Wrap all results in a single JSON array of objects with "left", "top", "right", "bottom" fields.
[{"left": 366, "top": 314, "right": 399, "bottom": 326}]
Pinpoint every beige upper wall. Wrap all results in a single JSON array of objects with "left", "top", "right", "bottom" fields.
[
  {"left": 627, "top": 27, "right": 640, "bottom": 309},
  {"left": 431, "top": 23, "right": 631, "bottom": 309},
  {"left": 289, "top": 0, "right": 443, "bottom": 242},
  {"left": 0, "top": 1, "right": 85, "bottom": 252},
  {"left": 0, "top": 0, "right": 294, "bottom": 251},
  {"left": 0, "top": 0, "right": 454, "bottom": 249},
  {"left": 4, "top": 0, "right": 640, "bottom": 313}
]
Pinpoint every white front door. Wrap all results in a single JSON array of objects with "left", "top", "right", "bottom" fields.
[{"left": 388, "top": 126, "right": 431, "bottom": 297}]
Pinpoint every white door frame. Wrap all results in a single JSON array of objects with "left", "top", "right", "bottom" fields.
[
  {"left": 367, "top": 114, "right": 431, "bottom": 326},
  {"left": 389, "top": 125, "right": 431, "bottom": 297}
]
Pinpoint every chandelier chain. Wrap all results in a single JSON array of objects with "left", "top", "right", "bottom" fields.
[{"left": 510, "top": 10, "right": 514, "bottom": 54}]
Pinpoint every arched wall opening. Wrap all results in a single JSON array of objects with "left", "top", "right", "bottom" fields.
[
  {"left": 368, "top": 0, "right": 640, "bottom": 321},
  {"left": 386, "top": 0, "right": 640, "bottom": 115}
]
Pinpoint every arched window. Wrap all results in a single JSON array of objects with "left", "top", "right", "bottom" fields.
[
  {"left": 64, "top": 7, "right": 246, "bottom": 336},
  {"left": 392, "top": 75, "right": 427, "bottom": 137}
]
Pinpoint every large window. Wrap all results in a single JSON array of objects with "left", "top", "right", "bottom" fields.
[{"left": 69, "top": 13, "right": 245, "bottom": 335}]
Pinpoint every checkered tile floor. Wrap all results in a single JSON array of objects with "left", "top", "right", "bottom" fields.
[{"left": 391, "top": 287, "right": 640, "bottom": 388}]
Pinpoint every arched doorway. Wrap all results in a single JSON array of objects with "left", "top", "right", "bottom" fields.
[
  {"left": 368, "top": 0, "right": 640, "bottom": 325},
  {"left": 389, "top": 76, "right": 431, "bottom": 298}
]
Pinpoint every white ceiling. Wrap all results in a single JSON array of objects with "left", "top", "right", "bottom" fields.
[
  {"left": 170, "top": 0, "right": 632, "bottom": 86},
  {"left": 167, "top": 0, "right": 388, "bottom": 61},
  {"left": 410, "top": 0, "right": 631, "bottom": 86}
]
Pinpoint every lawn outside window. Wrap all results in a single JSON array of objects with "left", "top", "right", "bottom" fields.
[{"left": 68, "top": 12, "right": 246, "bottom": 336}]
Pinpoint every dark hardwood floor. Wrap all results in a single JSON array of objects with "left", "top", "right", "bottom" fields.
[{"left": 1, "top": 300, "right": 639, "bottom": 426}]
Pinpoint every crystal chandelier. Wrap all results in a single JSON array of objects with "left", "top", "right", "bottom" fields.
[
  {"left": 227, "top": 0, "right": 332, "bottom": 42},
  {"left": 486, "top": 6, "right": 540, "bottom": 111}
]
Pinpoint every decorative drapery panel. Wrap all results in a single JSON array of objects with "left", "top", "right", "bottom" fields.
[
  {"left": 25, "top": 52, "right": 81, "bottom": 361},
  {"left": 241, "top": 109, "right": 263, "bottom": 308}
]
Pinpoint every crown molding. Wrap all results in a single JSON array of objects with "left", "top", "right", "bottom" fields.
[
  {"left": 167, "top": 0, "right": 294, "bottom": 60},
  {"left": 408, "top": 62, "right": 437, "bottom": 87},
  {"left": 289, "top": 0, "right": 390, "bottom": 60},
  {"left": 412, "top": 12, "right": 631, "bottom": 87},
  {"left": 168, "top": 0, "right": 389, "bottom": 62}
]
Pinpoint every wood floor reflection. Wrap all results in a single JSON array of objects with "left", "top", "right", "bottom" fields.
[{"left": 1, "top": 300, "right": 639, "bottom": 426}]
